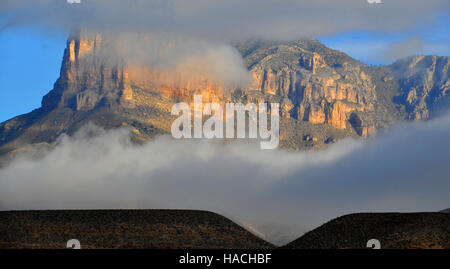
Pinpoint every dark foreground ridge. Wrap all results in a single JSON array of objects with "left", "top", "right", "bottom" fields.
[
  {"left": 283, "top": 213, "right": 450, "bottom": 249},
  {"left": 0, "top": 209, "right": 273, "bottom": 249},
  {"left": 2, "top": 210, "right": 449, "bottom": 249}
]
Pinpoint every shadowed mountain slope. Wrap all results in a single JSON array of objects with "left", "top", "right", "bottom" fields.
[
  {"left": 283, "top": 213, "right": 450, "bottom": 249},
  {"left": 0, "top": 210, "right": 274, "bottom": 249}
]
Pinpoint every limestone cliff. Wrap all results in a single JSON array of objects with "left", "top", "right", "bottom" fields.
[
  {"left": 238, "top": 40, "right": 379, "bottom": 137},
  {"left": 0, "top": 31, "right": 449, "bottom": 155},
  {"left": 42, "top": 30, "right": 228, "bottom": 111}
]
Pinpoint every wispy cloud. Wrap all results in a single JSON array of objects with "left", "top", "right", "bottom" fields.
[{"left": 379, "top": 36, "right": 424, "bottom": 61}]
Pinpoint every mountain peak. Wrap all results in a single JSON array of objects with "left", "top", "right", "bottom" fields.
[{"left": 0, "top": 33, "right": 448, "bottom": 156}]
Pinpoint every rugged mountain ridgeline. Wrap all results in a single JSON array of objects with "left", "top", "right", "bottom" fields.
[{"left": 0, "top": 30, "right": 449, "bottom": 155}]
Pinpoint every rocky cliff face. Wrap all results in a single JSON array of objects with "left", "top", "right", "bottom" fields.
[
  {"left": 0, "top": 31, "right": 449, "bottom": 155},
  {"left": 40, "top": 31, "right": 382, "bottom": 137},
  {"left": 390, "top": 55, "right": 450, "bottom": 120},
  {"left": 237, "top": 40, "right": 379, "bottom": 137},
  {"left": 42, "top": 30, "right": 228, "bottom": 112},
  {"left": 41, "top": 31, "right": 122, "bottom": 111}
]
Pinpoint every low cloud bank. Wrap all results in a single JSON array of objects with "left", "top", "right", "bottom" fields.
[{"left": 1, "top": 115, "right": 450, "bottom": 245}]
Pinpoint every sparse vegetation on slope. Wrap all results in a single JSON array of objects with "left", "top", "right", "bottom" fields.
[
  {"left": 0, "top": 210, "right": 274, "bottom": 249},
  {"left": 283, "top": 213, "right": 450, "bottom": 249}
]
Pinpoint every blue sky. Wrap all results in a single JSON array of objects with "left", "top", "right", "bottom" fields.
[
  {"left": 319, "top": 15, "right": 450, "bottom": 65},
  {"left": 0, "top": 18, "right": 449, "bottom": 122},
  {"left": 0, "top": 28, "right": 66, "bottom": 122}
]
